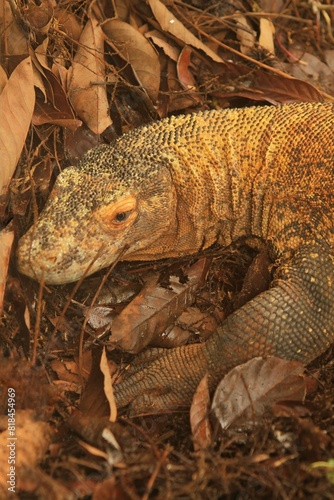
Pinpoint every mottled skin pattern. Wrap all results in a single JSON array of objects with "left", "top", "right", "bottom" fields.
[{"left": 17, "top": 103, "right": 334, "bottom": 414}]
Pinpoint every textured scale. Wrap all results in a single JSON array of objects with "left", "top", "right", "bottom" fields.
[{"left": 17, "top": 102, "right": 334, "bottom": 414}]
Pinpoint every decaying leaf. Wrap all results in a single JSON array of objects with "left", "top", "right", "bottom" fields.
[
  {"left": 0, "top": 57, "right": 35, "bottom": 196},
  {"left": 235, "top": 15, "right": 256, "bottom": 55},
  {"left": 68, "top": 17, "right": 112, "bottom": 134},
  {"left": 288, "top": 50, "right": 334, "bottom": 96},
  {"left": 212, "top": 357, "right": 307, "bottom": 431},
  {"left": 108, "top": 258, "right": 210, "bottom": 353},
  {"left": 259, "top": 18, "right": 276, "bottom": 54},
  {"left": 190, "top": 374, "right": 212, "bottom": 451},
  {"left": 103, "top": 19, "right": 160, "bottom": 101},
  {"left": 0, "top": 410, "right": 53, "bottom": 496},
  {"left": 0, "top": 0, "right": 29, "bottom": 56},
  {"left": 0, "top": 64, "right": 7, "bottom": 93},
  {"left": 100, "top": 347, "right": 117, "bottom": 422},
  {"left": 0, "top": 225, "right": 14, "bottom": 316},
  {"left": 147, "top": 0, "right": 223, "bottom": 63}
]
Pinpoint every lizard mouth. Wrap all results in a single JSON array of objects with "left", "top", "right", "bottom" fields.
[
  {"left": 17, "top": 233, "right": 81, "bottom": 284},
  {"left": 16, "top": 227, "right": 126, "bottom": 285}
]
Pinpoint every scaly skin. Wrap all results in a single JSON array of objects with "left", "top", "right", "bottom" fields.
[{"left": 17, "top": 103, "right": 334, "bottom": 414}]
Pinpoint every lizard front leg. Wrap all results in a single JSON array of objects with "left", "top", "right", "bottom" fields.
[{"left": 114, "top": 244, "right": 334, "bottom": 415}]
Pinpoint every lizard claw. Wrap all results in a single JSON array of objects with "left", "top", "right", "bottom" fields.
[{"left": 114, "top": 343, "right": 209, "bottom": 415}]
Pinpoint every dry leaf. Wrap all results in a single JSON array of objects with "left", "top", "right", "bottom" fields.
[
  {"left": 0, "top": 64, "right": 7, "bottom": 93},
  {"left": 0, "top": 225, "right": 14, "bottom": 316},
  {"left": 148, "top": 0, "right": 223, "bottom": 63},
  {"left": 108, "top": 258, "right": 210, "bottom": 353},
  {"left": 190, "top": 374, "right": 212, "bottom": 451},
  {"left": 145, "top": 29, "right": 179, "bottom": 62},
  {"left": 0, "top": 0, "right": 29, "bottom": 56},
  {"left": 24, "top": 0, "right": 54, "bottom": 34},
  {"left": 0, "top": 57, "right": 35, "bottom": 196},
  {"left": 212, "top": 67, "right": 324, "bottom": 105},
  {"left": 54, "top": 7, "right": 82, "bottom": 41},
  {"left": 68, "top": 17, "right": 112, "bottom": 134},
  {"left": 0, "top": 410, "right": 52, "bottom": 494},
  {"left": 212, "top": 357, "right": 307, "bottom": 431},
  {"left": 100, "top": 347, "right": 117, "bottom": 422},
  {"left": 288, "top": 50, "right": 334, "bottom": 95},
  {"left": 259, "top": 18, "right": 276, "bottom": 54},
  {"left": 103, "top": 19, "right": 160, "bottom": 101},
  {"left": 177, "top": 46, "right": 201, "bottom": 104},
  {"left": 235, "top": 15, "right": 256, "bottom": 55}
]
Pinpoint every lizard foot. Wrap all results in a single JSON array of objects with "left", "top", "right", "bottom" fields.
[{"left": 114, "top": 343, "right": 209, "bottom": 415}]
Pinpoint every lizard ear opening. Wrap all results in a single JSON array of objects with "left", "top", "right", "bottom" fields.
[{"left": 94, "top": 195, "right": 138, "bottom": 231}]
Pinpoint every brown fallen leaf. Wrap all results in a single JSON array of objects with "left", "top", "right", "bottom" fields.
[
  {"left": 259, "top": 18, "right": 276, "bottom": 55},
  {"left": 147, "top": 0, "right": 223, "bottom": 63},
  {"left": 211, "top": 64, "right": 324, "bottom": 105},
  {"left": 0, "top": 57, "right": 35, "bottom": 196},
  {"left": 0, "top": 225, "right": 14, "bottom": 317},
  {"left": 0, "top": 0, "right": 29, "bottom": 56},
  {"left": 190, "top": 374, "right": 212, "bottom": 451},
  {"left": 288, "top": 49, "right": 334, "bottom": 96},
  {"left": 100, "top": 347, "right": 117, "bottom": 422},
  {"left": 108, "top": 258, "right": 210, "bottom": 353},
  {"left": 145, "top": 29, "right": 179, "bottom": 62},
  {"left": 68, "top": 17, "right": 112, "bottom": 134},
  {"left": 24, "top": 0, "right": 53, "bottom": 35},
  {"left": 93, "top": 478, "right": 132, "bottom": 500},
  {"left": 0, "top": 410, "right": 53, "bottom": 496},
  {"left": 0, "top": 64, "right": 7, "bottom": 93},
  {"left": 212, "top": 357, "right": 307, "bottom": 431},
  {"left": 235, "top": 14, "right": 256, "bottom": 55},
  {"left": 177, "top": 46, "right": 201, "bottom": 104},
  {"left": 102, "top": 18, "right": 161, "bottom": 102},
  {"left": 54, "top": 7, "right": 82, "bottom": 41}
]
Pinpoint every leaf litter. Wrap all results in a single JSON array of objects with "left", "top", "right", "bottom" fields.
[{"left": 1, "top": 0, "right": 334, "bottom": 498}]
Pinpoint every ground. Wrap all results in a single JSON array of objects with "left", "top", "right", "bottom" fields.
[{"left": 1, "top": 0, "right": 334, "bottom": 498}]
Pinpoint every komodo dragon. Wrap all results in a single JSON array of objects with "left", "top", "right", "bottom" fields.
[{"left": 17, "top": 102, "right": 334, "bottom": 414}]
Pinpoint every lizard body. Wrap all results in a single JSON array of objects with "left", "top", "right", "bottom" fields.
[{"left": 17, "top": 102, "right": 334, "bottom": 413}]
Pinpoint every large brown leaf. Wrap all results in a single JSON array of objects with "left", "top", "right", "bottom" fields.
[
  {"left": 0, "top": 57, "right": 35, "bottom": 196},
  {"left": 102, "top": 19, "right": 160, "bottom": 102},
  {"left": 107, "top": 259, "right": 210, "bottom": 353},
  {"left": 68, "top": 17, "right": 112, "bottom": 134},
  {"left": 212, "top": 357, "right": 307, "bottom": 431}
]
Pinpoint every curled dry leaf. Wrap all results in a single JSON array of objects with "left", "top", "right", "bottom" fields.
[
  {"left": 177, "top": 46, "right": 201, "bottom": 104},
  {"left": 100, "top": 347, "right": 117, "bottom": 422},
  {"left": 24, "top": 0, "right": 54, "bottom": 35},
  {"left": 145, "top": 29, "right": 179, "bottom": 62},
  {"left": 0, "top": 57, "right": 35, "bottom": 196},
  {"left": 190, "top": 374, "right": 212, "bottom": 451},
  {"left": 259, "top": 18, "right": 276, "bottom": 55},
  {"left": 0, "top": 226, "right": 14, "bottom": 317},
  {"left": 212, "top": 357, "right": 307, "bottom": 431},
  {"left": 68, "top": 17, "right": 112, "bottom": 134},
  {"left": 148, "top": 0, "right": 223, "bottom": 63},
  {"left": 102, "top": 19, "right": 160, "bottom": 102}
]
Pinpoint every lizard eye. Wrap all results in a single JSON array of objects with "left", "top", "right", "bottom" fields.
[
  {"left": 94, "top": 195, "right": 138, "bottom": 232},
  {"left": 115, "top": 211, "right": 130, "bottom": 223}
]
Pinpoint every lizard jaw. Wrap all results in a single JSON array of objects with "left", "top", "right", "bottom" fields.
[{"left": 16, "top": 229, "right": 126, "bottom": 285}]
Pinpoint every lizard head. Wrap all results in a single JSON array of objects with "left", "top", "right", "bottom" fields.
[{"left": 16, "top": 144, "right": 177, "bottom": 284}]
